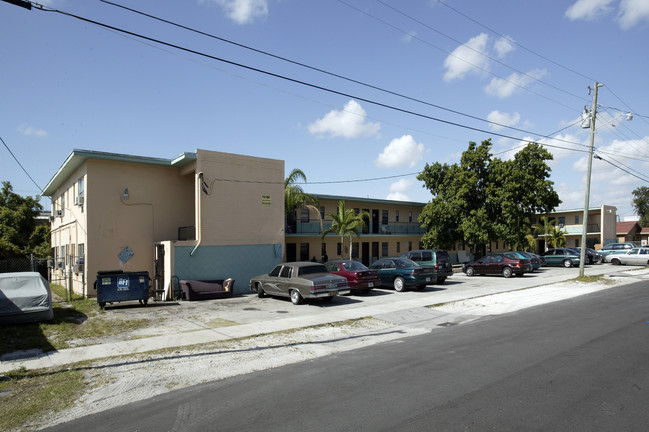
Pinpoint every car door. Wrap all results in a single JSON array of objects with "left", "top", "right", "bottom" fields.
[
  {"left": 277, "top": 265, "right": 293, "bottom": 296},
  {"left": 627, "top": 249, "right": 645, "bottom": 265},
  {"left": 380, "top": 259, "right": 397, "bottom": 284},
  {"left": 475, "top": 255, "right": 492, "bottom": 274},
  {"left": 490, "top": 254, "right": 504, "bottom": 274},
  {"left": 638, "top": 249, "right": 649, "bottom": 265},
  {"left": 545, "top": 249, "right": 558, "bottom": 265}
]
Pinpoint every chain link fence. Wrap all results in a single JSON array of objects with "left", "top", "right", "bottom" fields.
[{"left": 0, "top": 256, "right": 51, "bottom": 280}]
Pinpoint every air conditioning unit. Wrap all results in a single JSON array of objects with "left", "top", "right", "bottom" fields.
[
  {"left": 55, "top": 261, "right": 64, "bottom": 269},
  {"left": 74, "top": 263, "right": 83, "bottom": 274},
  {"left": 54, "top": 209, "right": 64, "bottom": 217},
  {"left": 75, "top": 196, "right": 84, "bottom": 206}
]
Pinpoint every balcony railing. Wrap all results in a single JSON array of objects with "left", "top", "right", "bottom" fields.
[{"left": 287, "top": 221, "right": 425, "bottom": 236}]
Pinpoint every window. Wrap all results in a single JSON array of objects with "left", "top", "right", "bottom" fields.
[
  {"left": 396, "top": 241, "right": 401, "bottom": 253},
  {"left": 382, "top": 210, "right": 388, "bottom": 225},
  {"left": 60, "top": 193, "right": 65, "bottom": 216},
  {"left": 320, "top": 206, "right": 325, "bottom": 220},
  {"left": 408, "top": 241, "right": 412, "bottom": 251},
  {"left": 395, "top": 210, "right": 400, "bottom": 222},
  {"left": 382, "top": 242, "right": 388, "bottom": 256},
  {"left": 354, "top": 208, "right": 360, "bottom": 215},
  {"left": 77, "top": 244, "right": 85, "bottom": 262},
  {"left": 352, "top": 242, "right": 359, "bottom": 259},
  {"left": 575, "top": 239, "right": 580, "bottom": 247},
  {"left": 269, "top": 266, "right": 282, "bottom": 277},
  {"left": 280, "top": 266, "right": 292, "bottom": 278},
  {"left": 321, "top": 243, "right": 327, "bottom": 255},
  {"left": 559, "top": 217, "right": 566, "bottom": 226},
  {"left": 409, "top": 211, "right": 413, "bottom": 222},
  {"left": 575, "top": 215, "right": 579, "bottom": 224},
  {"left": 337, "top": 242, "right": 342, "bottom": 256}
]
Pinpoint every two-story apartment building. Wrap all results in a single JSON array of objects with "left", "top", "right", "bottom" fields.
[
  {"left": 42, "top": 149, "right": 284, "bottom": 297},
  {"left": 286, "top": 195, "right": 426, "bottom": 266}
]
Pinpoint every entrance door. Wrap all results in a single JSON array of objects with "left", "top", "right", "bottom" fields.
[
  {"left": 372, "top": 210, "right": 379, "bottom": 234},
  {"left": 372, "top": 242, "right": 379, "bottom": 264},
  {"left": 286, "top": 243, "right": 297, "bottom": 262},
  {"left": 362, "top": 242, "right": 370, "bottom": 266}
]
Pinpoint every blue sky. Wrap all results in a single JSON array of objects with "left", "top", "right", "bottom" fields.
[{"left": 2, "top": 0, "right": 649, "bottom": 220}]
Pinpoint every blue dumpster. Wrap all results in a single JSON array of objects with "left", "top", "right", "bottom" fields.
[{"left": 95, "top": 270, "right": 150, "bottom": 310}]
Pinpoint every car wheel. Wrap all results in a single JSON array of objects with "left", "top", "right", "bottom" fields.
[
  {"left": 563, "top": 259, "right": 573, "bottom": 268},
  {"left": 99, "top": 301, "right": 106, "bottom": 310},
  {"left": 465, "top": 267, "right": 475, "bottom": 277},
  {"left": 611, "top": 258, "right": 621, "bottom": 266},
  {"left": 256, "top": 283, "right": 265, "bottom": 298},
  {"left": 393, "top": 276, "right": 406, "bottom": 292},
  {"left": 502, "top": 267, "right": 513, "bottom": 278},
  {"left": 437, "top": 277, "right": 446, "bottom": 284},
  {"left": 290, "top": 289, "right": 303, "bottom": 305}
]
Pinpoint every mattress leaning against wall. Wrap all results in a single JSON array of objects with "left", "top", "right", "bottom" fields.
[{"left": 0, "top": 272, "right": 54, "bottom": 324}]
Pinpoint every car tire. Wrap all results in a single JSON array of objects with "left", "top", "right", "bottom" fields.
[
  {"left": 290, "top": 289, "right": 303, "bottom": 305},
  {"left": 465, "top": 267, "right": 475, "bottom": 277},
  {"left": 437, "top": 277, "right": 446, "bottom": 284},
  {"left": 256, "top": 283, "right": 265, "bottom": 298},
  {"left": 393, "top": 276, "right": 406, "bottom": 292},
  {"left": 611, "top": 258, "right": 621, "bottom": 266},
  {"left": 502, "top": 267, "right": 513, "bottom": 278},
  {"left": 563, "top": 259, "right": 573, "bottom": 268}
]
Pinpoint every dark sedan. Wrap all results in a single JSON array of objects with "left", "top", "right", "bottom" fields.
[
  {"left": 369, "top": 258, "right": 436, "bottom": 292},
  {"left": 541, "top": 248, "right": 581, "bottom": 267},
  {"left": 462, "top": 253, "right": 532, "bottom": 278},
  {"left": 325, "top": 260, "right": 381, "bottom": 294}
]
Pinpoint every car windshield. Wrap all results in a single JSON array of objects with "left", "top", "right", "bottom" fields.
[
  {"left": 503, "top": 253, "right": 520, "bottom": 260},
  {"left": 342, "top": 261, "right": 368, "bottom": 271},
  {"left": 298, "top": 264, "right": 328, "bottom": 276},
  {"left": 395, "top": 258, "right": 418, "bottom": 268}
]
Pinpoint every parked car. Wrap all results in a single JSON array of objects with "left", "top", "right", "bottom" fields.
[
  {"left": 541, "top": 248, "right": 581, "bottom": 267},
  {"left": 324, "top": 260, "right": 381, "bottom": 294},
  {"left": 462, "top": 253, "right": 532, "bottom": 278},
  {"left": 369, "top": 257, "right": 436, "bottom": 292},
  {"left": 249, "top": 262, "right": 350, "bottom": 305},
  {"left": 567, "top": 247, "right": 601, "bottom": 264},
  {"left": 597, "top": 242, "right": 637, "bottom": 259},
  {"left": 399, "top": 249, "right": 454, "bottom": 284},
  {"left": 606, "top": 248, "right": 649, "bottom": 266},
  {"left": 510, "top": 251, "right": 539, "bottom": 271}
]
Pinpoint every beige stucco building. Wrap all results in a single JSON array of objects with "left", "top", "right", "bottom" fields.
[{"left": 42, "top": 149, "right": 284, "bottom": 297}]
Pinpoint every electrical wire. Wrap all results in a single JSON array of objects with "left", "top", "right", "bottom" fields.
[
  {"left": 0, "top": 136, "right": 43, "bottom": 194},
  {"left": 30, "top": 3, "right": 591, "bottom": 152},
  {"left": 99, "top": 0, "right": 579, "bottom": 143}
]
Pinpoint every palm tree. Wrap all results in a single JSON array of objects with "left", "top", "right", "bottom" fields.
[
  {"left": 546, "top": 224, "right": 567, "bottom": 248},
  {"left": 532, "top": 216, "right": 557, "bottom": 252},
  {"left": 321, "top": 201, "right": 368, "bottom": 260},
  {"left": 284, "top": 168, "right": 319, "bottom": 233}
]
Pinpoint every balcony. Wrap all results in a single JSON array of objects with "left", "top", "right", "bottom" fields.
[{"left": 287, "top": 221, "right": 425, "bottom": 236}]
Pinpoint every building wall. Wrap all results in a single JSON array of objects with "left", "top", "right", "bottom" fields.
[{"left": 83, "top": 159, "right": 194, "bottom": 295}]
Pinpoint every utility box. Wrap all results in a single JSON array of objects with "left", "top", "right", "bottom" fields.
[{"left": 95, "top": 270, "right": 150, "bottom": 310}]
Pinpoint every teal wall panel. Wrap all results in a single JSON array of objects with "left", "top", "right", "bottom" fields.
[{"left": 174, "top": 244, "right": 282, "bottom": 295}]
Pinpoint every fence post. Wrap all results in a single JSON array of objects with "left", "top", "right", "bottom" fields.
[{"left": 30, "top": 254, "right": 35, "bottom": 271}]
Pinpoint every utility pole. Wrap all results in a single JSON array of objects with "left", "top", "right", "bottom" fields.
[{"left": 579, "top": 82, "right": 602, "bottom": 277}]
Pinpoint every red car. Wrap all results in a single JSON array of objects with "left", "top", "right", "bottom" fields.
[{"left": 325, "top": 260, "right": 381, "bottom": 294}]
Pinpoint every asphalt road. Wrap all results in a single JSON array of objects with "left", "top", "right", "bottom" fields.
[{"left": 42, "top": 278, "right": 649, "bottom": 432}]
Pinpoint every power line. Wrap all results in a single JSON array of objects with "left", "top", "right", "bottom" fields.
[
  {"left": 372, "top": 0, "right": 588, "bottom": 103},
  {"left": 30, "top": 3, "right": 590, "bottom": 152},
  {"left": 0, "top": 136, "right": 43, "bottom": 194},
  {"left": 99, "top": 0, "right": 580, "bottom": 145}
]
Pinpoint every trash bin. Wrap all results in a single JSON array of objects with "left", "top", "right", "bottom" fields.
[{"left": 95, "top": 270, "right": 150, "bottom": 310}]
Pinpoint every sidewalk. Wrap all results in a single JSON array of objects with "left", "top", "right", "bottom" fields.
[{"left": 2, "top": 266, "right": 648, "bottom": 374}]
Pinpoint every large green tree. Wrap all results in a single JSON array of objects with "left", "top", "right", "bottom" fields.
[
  {"left": 417, "top": 139, "right": 560, "bottom": 256},
  {"left": 284, "top": 168, "right": 319, "bottom": 232},
  {"left": 321, "top": 201, "right": 368, "bottom": 259},
  {"left": 632, "top": 186, "right": 649, "bottom": 227},
  {"left": 0, "top": 181, "right": 49, "bottom": 259}
]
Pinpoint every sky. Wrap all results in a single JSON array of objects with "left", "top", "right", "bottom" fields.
[{"left": 2, "top": 0, "right": 649, "bottom": 220}]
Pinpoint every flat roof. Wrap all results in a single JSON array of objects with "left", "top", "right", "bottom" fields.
[
  {"left": 314, "top": 194, "right": 426, "bottom": 207},
  {"left": 42, "top": 149, "right": 197, "bottom": 196}
]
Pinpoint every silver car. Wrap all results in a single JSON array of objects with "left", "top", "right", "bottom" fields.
[
  {"left": 607, "top": 248, "right": 649, "bottom": 266},
  {"left": 250, "top": 262, "right": 350, "bottom": 305}
]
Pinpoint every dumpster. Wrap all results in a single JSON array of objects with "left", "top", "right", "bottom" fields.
[{"left": 95, "top": 270, "right": 150, "bottom": 310}]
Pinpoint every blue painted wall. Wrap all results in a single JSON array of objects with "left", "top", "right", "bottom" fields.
[{"left": 174, "top": 244, "right": 282, "bottom": 295}]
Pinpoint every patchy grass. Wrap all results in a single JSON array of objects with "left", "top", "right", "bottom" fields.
[
  {"left": 0, "top": 367, "right": 87, "bottom": 432},
  {"left": 0, "top": 284, "right": 154, "bottom": 356},
  {"left": 570, "top": 274, "right": 615, "bottom": 285}
]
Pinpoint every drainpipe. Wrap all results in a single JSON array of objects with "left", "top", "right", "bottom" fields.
[{"left": 190, "top": 172, "right": 203, "bottom": 256}]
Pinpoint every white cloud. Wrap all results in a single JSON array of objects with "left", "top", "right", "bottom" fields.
[
  {"left": 308, "top": 100, "right": 380, "bottom": 139},
  {"left": 618, "top": 0, "right": 649, "bottom": 29},
  {"left": 386, "top": 178, "right": 416, "bottom": 201},
  {"left": 18, "top": 124, "right": 48, "bottom": 138},
  {"left": 487, "top": 110, "right": 520, "bottom": 131},
  {"left": 375, "top": 135, "right": 425, "bottom": 168},
  {"left": 443, "top": 33, "right": 490, "bottom": 82},
  {"left": 565, "top": 0, "right": 615, "bottom": 21},
  {"left": 494, "top": 36, "right": 515, "bottom": 58},
  {"left": 205, "top": 0, "right": 268, "bottom": 24},
  {"left": 484, "top": 68, "right": 547, "bottom": 98},
  {"left": 401, "top": 31, "right": 417, "bottom": 43}
]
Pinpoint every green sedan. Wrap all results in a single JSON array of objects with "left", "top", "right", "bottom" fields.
[{"left": 541, "top": 248, "right": 581, "bottom": 267}]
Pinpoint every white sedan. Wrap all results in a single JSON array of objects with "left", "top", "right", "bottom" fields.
[{"left": 607, "top": 248, "right": 649, "bottom": 266}]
